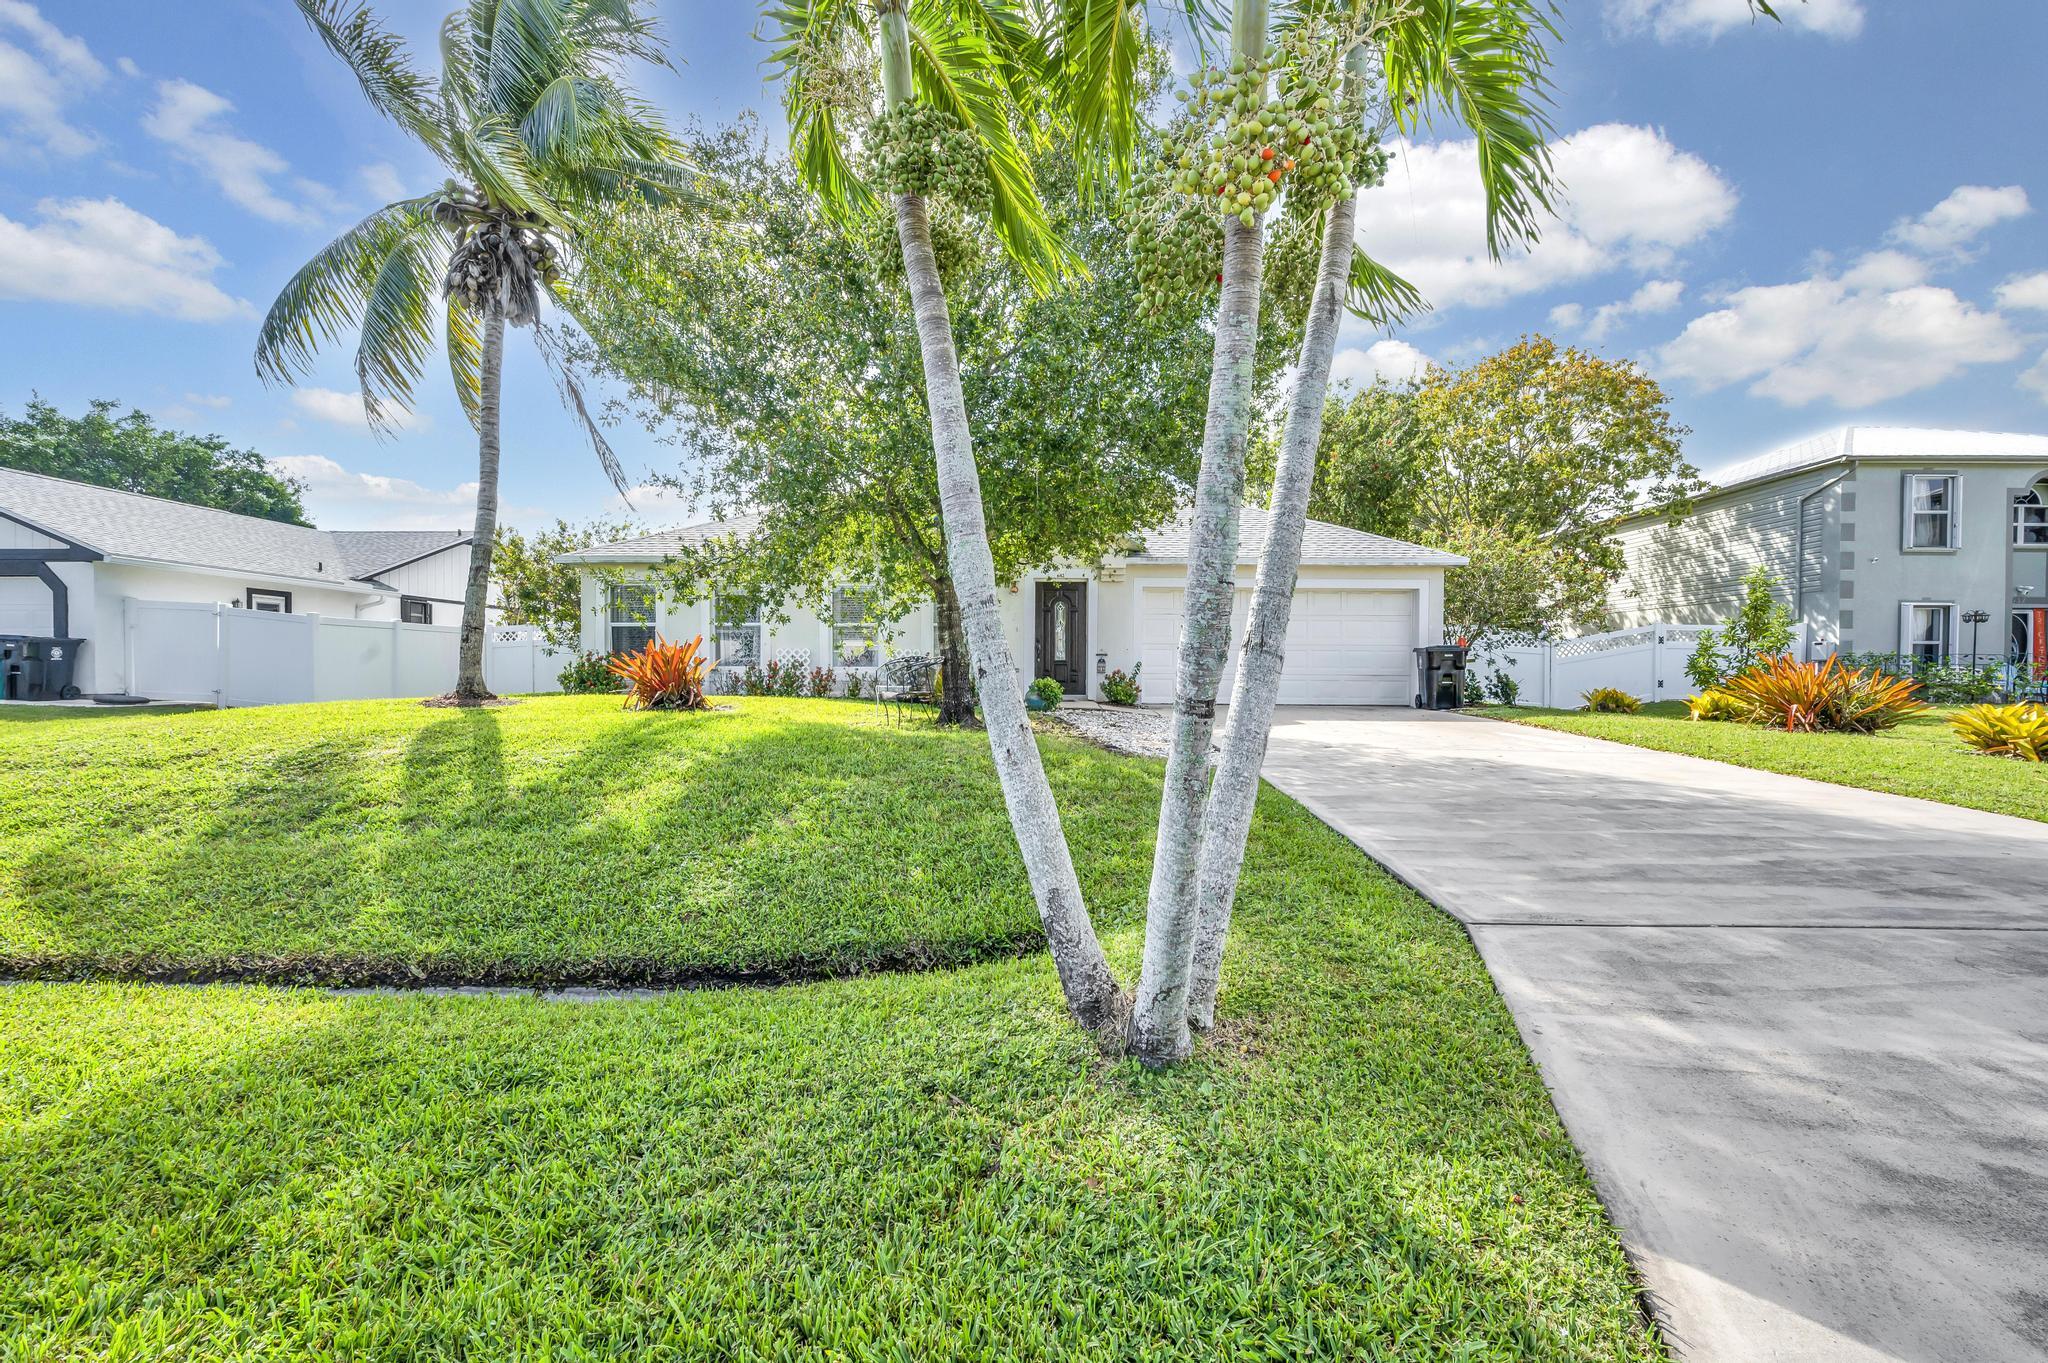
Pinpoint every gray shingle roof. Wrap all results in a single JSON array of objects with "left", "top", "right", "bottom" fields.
[
  {"left": 560, "top": 506, "right": 1461, "bottom": 568},
  {"left": 1130, "top": 506, "right": 1465, "bottom": 566},
  {"left": 0, "top": 466, "right": 464, "bottom": 588},
  {"left": 555, "top": 512, "right": 765, "bottom": 564}
]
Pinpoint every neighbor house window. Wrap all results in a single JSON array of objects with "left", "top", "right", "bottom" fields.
[
  {"left": 400, "top": 597, "right": 433, "bottom": 625},
  {"left": 832, "top": 588, "right": 878, "bottom": 667},
  {"left": 1904, "top": 474, "right": 1958, "bottom": 549},
  {"left": 1904, "top": 603, "right": 1953, "bottom": 663},
  {"left": 2014, "top": 489, "right": 2047, "bottom": 547},
  {"left": 607, "top": 583, "right": 656, "bottom": 655},
  {"left": 245, "top": 588, "right": 292, "bottom": 613},
  {"left": 713, "top": 592, "right": 761, "bottom": 666}
]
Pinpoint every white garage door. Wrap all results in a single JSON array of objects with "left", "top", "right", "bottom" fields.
[{"left": 1137, "top": 585, "right": 1416, "bottom": 706}]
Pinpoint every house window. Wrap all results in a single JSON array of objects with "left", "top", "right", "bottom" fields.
[
  {"left": 1904, "top": 474, "right": 1958, "bottom": 549},
  {"left": 2014, "top": 489, "right": 2047, "bottom": 547},
  {"left": 607, "top": 583, "right": 656, "bottom": 655},
  {"left": 245, "top": 588, "right": 292, "bottom": 613},
  {"left": 400, "top": 597, "right": 433, "bottom": 625},
  {"left": 1903, "top": 602, "right": 1953, "bottom": 663},
  {"left": 713, "top": 592, "right": 761, "bottom": 666},
  {"left": 831, "top": 588, "right": 877, "bottom": 667}
]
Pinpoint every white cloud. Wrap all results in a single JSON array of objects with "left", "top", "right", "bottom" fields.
[
  {"left": 0, "top": 197, "right": 251, "bottom": 321},
  {"left": 358, "top": 162, "right": 409, "bottom": 203},
  {"left": 0, "top": 1, "right": 107, "bottom": 156},
  {"left": 1354, "top": 124, "right": 1735, "bottom": 311},
  {"left": 184, "top": 392, "right": 232, "bottom": 409},
  {"left": 115, "top": 55, "right": 140, "bottom": 78},
  {"left": 1606, "top": 0, "right": 1864, "bottom": 41},
  {"left": 271, "top": 454, "right": 480, "bottom": 529},
  {"left": 1886, "top": 185, "right": 2030, "bottom": 256},
  {"left": 1329, "top": 339, "right": 1434, "bottom": 390},
  {"left": 1995, "top": 271, "right": 2048, "bottom": 314},
  {"left": 2020, "top": 352, "right": 2048, "bottom": 405},
  {"left": 1655, "top": 254, "right": 2025, "bottom": 408},
  {"left": 1554, "top": 278, "right": 1686, "bottom": 340},
  {"left": 607, "top": 481, "right": 699, "bottom": 521},
  {"left": 143, "top": 79, "right": 329, "bottom": 225},
  {"left": 291, "top": 388, "right": 428, "bottom": 432}
]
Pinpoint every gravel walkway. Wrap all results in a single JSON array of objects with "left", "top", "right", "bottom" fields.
[{"left": 1047, "top": 704, "right": 1170, "bottom": 757}]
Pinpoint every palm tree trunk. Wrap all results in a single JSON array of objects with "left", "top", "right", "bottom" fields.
[
  {"left": 453, "top": 295, "right": 506, "bottom": 701},
  {"left": 1127, "top": 0, "right": 1269, "bottom": 1067},
  {"left": 878, "top": 5, "right": 1119, "bottom": 1030},
  {"left": 1186, "top": 45, "right": 1369, "bottom": 1032}
]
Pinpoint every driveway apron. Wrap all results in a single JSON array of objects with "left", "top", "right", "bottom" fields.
[{"left": 1258, "top": 708, "right": 2048, "bottom": 1363}]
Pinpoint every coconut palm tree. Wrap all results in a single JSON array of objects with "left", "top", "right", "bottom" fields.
[{"left": 256, "top": 0, "right": 690, "bottom": 701}]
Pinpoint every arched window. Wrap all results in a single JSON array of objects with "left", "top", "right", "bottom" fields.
[{"left": 2016, "top": 487, "right": 2048, "bottom": 546}]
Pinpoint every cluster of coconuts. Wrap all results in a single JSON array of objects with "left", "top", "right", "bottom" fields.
[
  {"left": 443, "top": 218, "right": 556, "bottom": 327},
  {"left": 875, "top": 101, "right": 992, "bottom": 212}
]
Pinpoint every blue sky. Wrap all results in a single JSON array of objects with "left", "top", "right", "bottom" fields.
[{"left": 1, "top": 0, "right": 2043, "bottom": 532}]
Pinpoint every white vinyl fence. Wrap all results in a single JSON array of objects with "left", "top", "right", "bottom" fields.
[
  {"left": 1467, "top": 622, "right": 1807, "bottom": 708},
  {"left": 124, "top": 599, "right": 570, "bottom": 707}
]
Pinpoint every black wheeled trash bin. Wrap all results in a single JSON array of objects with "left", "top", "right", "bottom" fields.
[
  {"left": 1413, "top": 644, "right": 1469, "bottom": 710},
  {"left": 4, "top": 636, "right": 85, "bottom": 700}
]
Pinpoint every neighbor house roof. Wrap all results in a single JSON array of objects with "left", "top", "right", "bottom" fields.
[
  {"left": 1704, "top": 426, "right": 2048, "bottom": 496},
  {"left": 558, "top": 506, "right": 1462, "bottom": 569},
  {"left": 0, "top": 466, "right": 467, "bottom": 590}
]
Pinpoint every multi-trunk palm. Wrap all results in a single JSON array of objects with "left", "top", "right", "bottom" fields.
[{"left": 257, "top": 0, "right": 689, "bottom": 700}]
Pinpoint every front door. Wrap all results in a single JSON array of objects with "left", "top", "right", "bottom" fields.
[{"left": 1036, "top": 582, "right": 1087, "bottom": 694}]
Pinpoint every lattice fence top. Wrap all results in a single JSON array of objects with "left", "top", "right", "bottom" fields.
[{"left": 1554, "top": 628, "right": 1656, "bottom": 661}]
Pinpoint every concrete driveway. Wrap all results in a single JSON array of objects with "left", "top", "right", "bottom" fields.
[{"left": 1259, "top": 708, "right": 2048, "bottom": 1363}]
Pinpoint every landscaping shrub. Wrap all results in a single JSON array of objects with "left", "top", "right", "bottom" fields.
[
  {"left": 1580, "top": 687, "right": 1641, "bottom": 714},
  {"left": 1837, "top": 651, "right": 2004, "bottom": 706},
  {"left": 807, "top": 665, "right": 836, "bottom": 698},
  {"left": 1685, "top": 689, "right": 1746, "bottom": 722},
  {"left": 843, "top": 672, "right": 864, "bottom": 700},
  {"left": 1100, "top": 663, "right": 1141, "bottom": 706},
  {"left": 739, "top": 663, "right": 768, "bottom": 696},
  {"left": 1481, "top": 667, "right": 1521, "bottom": 706},
  {"left": 1950, "top": 703, "right": 2048, "bottom": 761},
  {"left": 557, "top": 651, "right": 624, "bottom": 694},
  {"left": 607, "top": 635, "right": 711, "bottom": 711},
  {"left": 1684, "top": 567, "right": 1797, "bottom": 690},
  {"left": 1028, "top": 677, "right": 1064, "bottom": 710},
  {"left": 1719, "top": 655, "right": 1925, "bottom": 733}
]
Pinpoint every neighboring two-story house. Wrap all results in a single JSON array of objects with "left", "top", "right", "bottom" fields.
[{"left": 1608, "top": 427, "right": 2048, "bottom": 667}]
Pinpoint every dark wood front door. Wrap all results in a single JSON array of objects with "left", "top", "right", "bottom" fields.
[{"left": 1035, "top": 582, "right": 1087, "bottom": 694}]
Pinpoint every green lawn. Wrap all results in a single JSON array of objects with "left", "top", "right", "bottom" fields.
[
  {"left": 0, "top": 697, "right": 1662, "bottom": 1360},
  {"left": 1477, "top": 701, "right": 2046, "bottom": 822}
]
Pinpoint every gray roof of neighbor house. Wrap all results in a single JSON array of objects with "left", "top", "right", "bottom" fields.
[
  {"left": 1703, "top": 426, "right": 2048, "bottom": 495},
  {"left": 557, "top": 506, "right": 1463, "bottom": 568},
  {"left": 0, "top": 465, "right": 467, "bottom": 588}
]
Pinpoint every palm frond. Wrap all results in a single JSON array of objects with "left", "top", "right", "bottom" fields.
[
  {"left": 763, "top": 0, "right": 878, "bottom": 218},
  {"left": 1054, "top": 0, "right": 1145, "bottom": 195},
  {"left": 1343, "top": 242, "right": 1427, "bottom": 327},
  {"left": 355, "top": 228, "right": 447, "bottom": 433},
  {"left": 531, "top": 321, "right": 630, "bottom": 493},
  {"left": 446, "top": 294, "right": 485, "bottom": 431},
  {"left": 295, "top": 0, "right": 448, "bottom": 156},
  {"left": 1382, "top": 0, "right": 1558, "bottom": 260},
  {"left": 452, "top": 113, "right": 568, "bottom": 226},
  {"left": 255, "top": 198, "right": 441, "bottom": 387}
]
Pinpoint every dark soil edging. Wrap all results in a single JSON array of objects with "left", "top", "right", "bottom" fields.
[{"left": 0, "top": 933, "right": 1049, "bottom": 995}]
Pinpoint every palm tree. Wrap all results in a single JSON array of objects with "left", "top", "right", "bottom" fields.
[
  {"left": 765, "top": 0, "right": 1123, "bottom": 1030},
  {"left": 256, "top": 0, "right": 689, "bottom": 701}
]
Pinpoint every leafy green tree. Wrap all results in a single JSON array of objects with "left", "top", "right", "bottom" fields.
[
  {"left": 1286, "top": 382, "right": 1420, "bottom": 540},
  {"left": 255, "top": 0, "right": 688, "bottom": 701},
  {"left": 1, "top": 397, "right": 309, "bottom": 524},
  {"left": 494, "top": 518, "right": 634, "bottom": 650},
  {"left": 1685, "top": 566, "right": 1797, "bottom": 689},
  {"left": 571, "top": 123, "right": 1254, "bottom": 726}
]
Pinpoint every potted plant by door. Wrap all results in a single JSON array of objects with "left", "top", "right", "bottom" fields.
[{"left": 1026, "top": 676, "right": 1064, "bottom": 712}]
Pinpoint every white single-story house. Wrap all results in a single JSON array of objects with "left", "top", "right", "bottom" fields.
[
  {"left": 0, "top": 465, "right": 488, "bottom": 697},
  {"left": 559, "top": 508, "right": 1463, "bottom": 706}
]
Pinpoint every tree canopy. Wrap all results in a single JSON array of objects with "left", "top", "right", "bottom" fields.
[
  {"left": 0, "top": 398, "right": 310, "bottom": 524},
  {"left": 493, "top": 518, "right": 634, "bottom": 650},
  {"left": 1302, "top": 337, "right": 1701, "bottom": 642}
]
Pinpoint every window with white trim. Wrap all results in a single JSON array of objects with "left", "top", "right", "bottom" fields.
[
  {"left": 245, "top": 588, "right": 292, "bottom": 613},
  {"left": 2014, "top": 488, "right": 2047, "bottom": 547},
  {"left": 831, "top": 588, "right": 878, "bottom": 667},
  {"left": 1904, "top": 474, "right": 1958, "bottom": 549},
  {"left": 713, "top": 592, "right": 761, "bottom": 666},
  {"left": 400, "top": 597, "right": 433, "bottom": 625},
  {"left": 606, "top": 583, "right": 656, "bottom": 655},
  {"left": 1903, "top": 602, "right": 1953, "bottom": 664}
]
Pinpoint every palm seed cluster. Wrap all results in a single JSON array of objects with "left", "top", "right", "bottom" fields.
[
  {"left": 438, "top": 197, "right": 558, "bottom": 328},
  {"left": 1129, "top": 44, "right": 1379, "bottom": 315},
  {"left": 875, "top": 101, "right": 992, "bottom": 213}
]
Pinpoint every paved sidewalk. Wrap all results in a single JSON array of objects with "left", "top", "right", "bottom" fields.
[{"left": 1259, "top": 708, "right": 2048, "bottom": 1363}]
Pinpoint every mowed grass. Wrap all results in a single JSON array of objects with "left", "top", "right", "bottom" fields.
[
  {"left": 0, "top": 696, "right": 1662, "bottom": 1360},
  {"left": 0, "top": 697, "right": 1164, "bottom": 984},
  {"left": 1478, "top": 701, "right": 2046, "bottom": 822}
]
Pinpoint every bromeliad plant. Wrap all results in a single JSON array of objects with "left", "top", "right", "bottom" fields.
[
  {"left": 1950, "top": 703, "right": 2048, "bottom": 761},
  {"left": 1719, "top": 655, "right": 1926, "bottom": 734},
  {"left": 1580, "top": 687, "right": 1641, "bottom": 714},
  {"left": 608, "top": 635, "right": 711, "bottom": 711}
]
